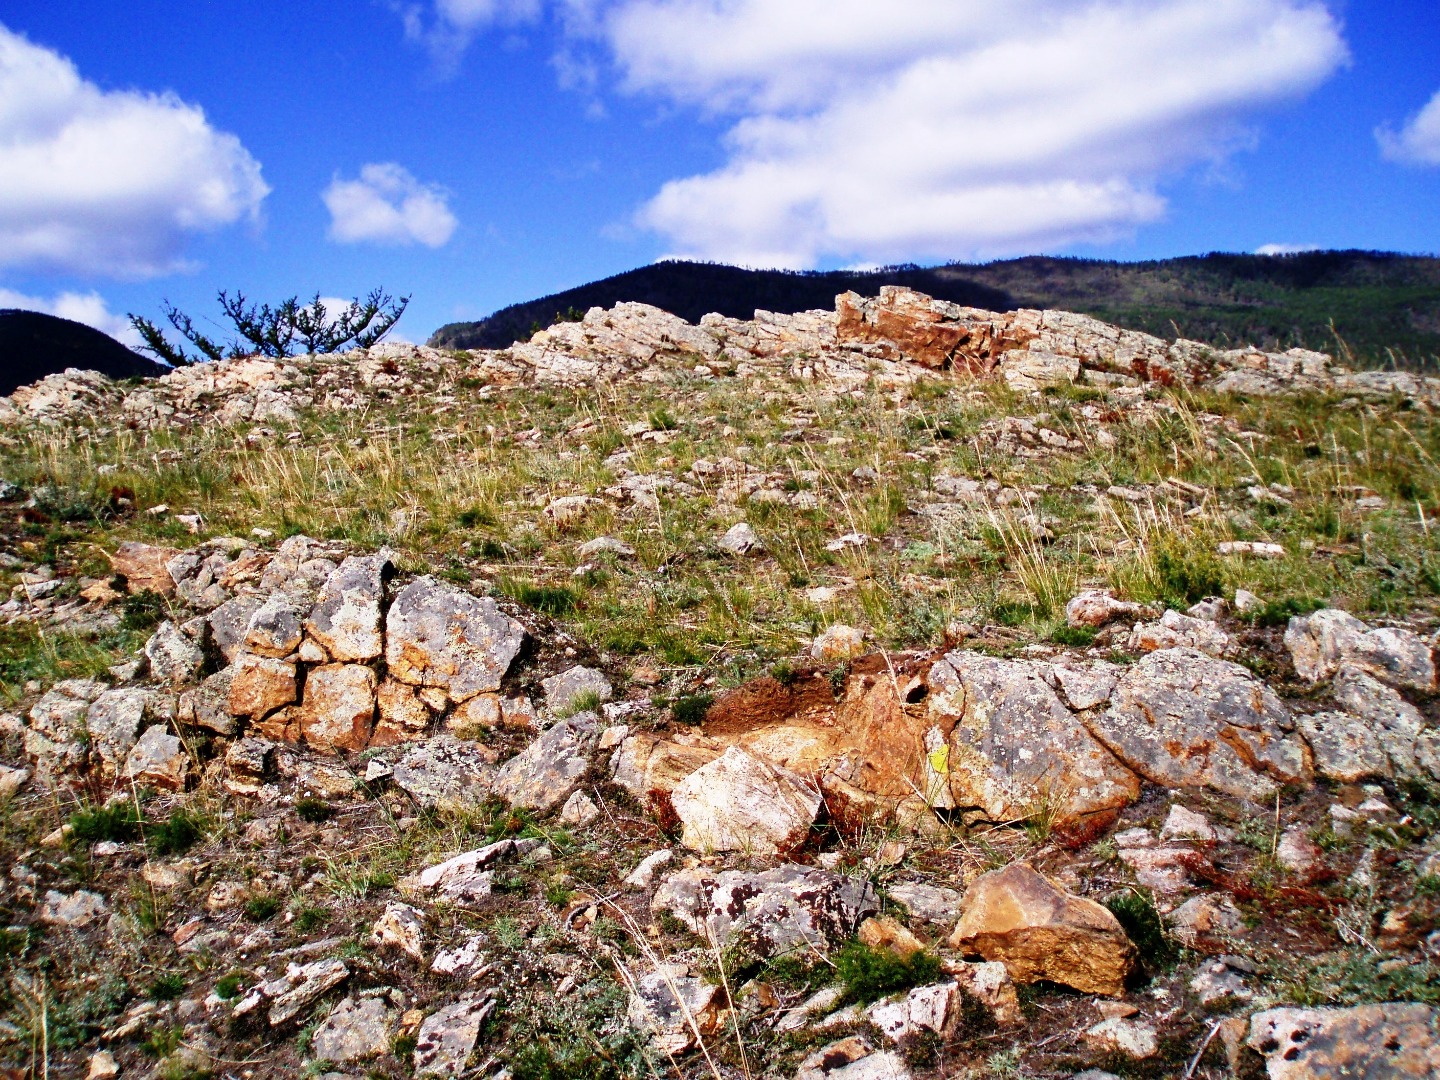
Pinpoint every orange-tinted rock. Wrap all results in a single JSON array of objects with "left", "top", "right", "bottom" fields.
[
  {"left": 299, "top": 664, "right": 377, "bottom": 752},
  {"left": 370, "top": 679, "right": 433, "bottom": 747},
  {"left": 227, "top": 654, "right": 298, "bottom": 719},
  {"left": 112, "top": 541, "right": 180, "bottom": 597},
  {"left": 948, "top": 863, "right": 1135, "bottom": 996}
]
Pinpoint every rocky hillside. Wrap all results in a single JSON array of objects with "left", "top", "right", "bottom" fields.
[
  {"left": 428, "top": 251, "right": 1440, "bottom": 367},
  {"left": 0, "top": 288, "right": 1438, "bottom": 1079}
]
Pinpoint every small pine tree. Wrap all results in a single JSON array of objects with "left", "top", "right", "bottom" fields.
[{"left": 129, "top": 288, "right": 409, "bottom": 366}]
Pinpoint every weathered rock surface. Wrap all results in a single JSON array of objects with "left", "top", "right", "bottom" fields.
[
  {"left": 298, "top": 664, "right": 377, "bottom": 752},
  {"left": 384, "top": 577, "right": 525, "bottom": 703},
  {"left": 625, "top": 962, "right": 725, "bottom": 1055},
  {"left": 492, "top": 712, "right": 598, "bottom": 812},
  {"left": 145, "top": 621, "right": 205, "bottom": 683},
  {"left": 391, "top": 736, "right": 497, "bottom": 810},
  {"left": 948, "top": 863, "right": 1135, "bottom": 996},
  {"left": 1285, "top": 609, "right": 1437, "bottom": 691},
  {"left": 1084, "top": 648, "right": 1310, "bottom": 800},
  {"left": 540, "top": 665, "right": 612, "bottom": 714},
  {"left": 311, "top": 994, "right": 397, "bottom": 1063},
  {"left": 927, "top": 652, "right": 1140, "bottom": 826},
  {"left": 413, "top": 993, "right": 491, "bottom": 1077},
  {"left": 305, "top": 552, "right": 392, "bottom": 661},
  {"left": 122, "top": 725, "right": 188, "bottom": 790},
  {"left": 653, "top": 864, "right": 877, "bottom": 958},
  {"left": 1247, "top": 1003, "right": 1440, "bottom": 1078},
  {"left": 669, "top": 746, "right": 822, "bottom": 854}
]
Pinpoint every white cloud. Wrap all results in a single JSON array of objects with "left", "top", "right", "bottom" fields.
[
  {"left": 400, "top": 0, "right": 542, "bottom": 68},
  {"left": 1378, "top": 88, "right": 1440, "bottom": 166},
  {"left": 0, "top": 24, "right": 269, "bottom": 278},
  {"left": 1255, "top": 243, "right": 1321, "bottom": 256},
  {"left": 0, "top": 287, "right": 143, "bottom": 347},
  {"left": 323, "top": 163, "right": 459, "bottom": 247},
  {"left": 592, "top": 0, "right": 1350, "bottom": 267}
]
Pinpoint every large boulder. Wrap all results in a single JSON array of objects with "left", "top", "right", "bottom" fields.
[
  {"left": 653, "top": 864, "right": 877, "bottom": 959},
  {"left": 111, "top": 541, "right": 180, "bottom": 597},
  {"left": 948, "top": 863, "right": 1135, "bottom": 996},
  {"left": 384, "top": 577, "right": 525, "bottom": 703},
  {"left": 1247, "top": 1003, "right": 1440, "bottom": 1078},
  {"left": 306, "top": 552, "right": 392, "bottom": 662},
  {"left": 298, "top": 664, "right": 377, "bottom": 752},
  {"left": 1332, "top": 665, "right": 1435, "bottom": 781},
  {"left": 669, "top": 746, "right": 822, "bottom": 854},
  {"left": 1285, "top": 609, "right": 1436, "bottom": 691},
  {"left": 926, "top": 652, "right": 1139, "bottom": 827},
  {"left": 1082, "top": 648, "right": 1310, "bottom": 801}
]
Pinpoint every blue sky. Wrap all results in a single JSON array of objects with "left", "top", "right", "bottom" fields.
[{"left": 0, "top": 0, "right": 1437, "bottom": 348}]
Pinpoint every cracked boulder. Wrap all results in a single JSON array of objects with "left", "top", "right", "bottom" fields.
[
  {"left": 384, "top": 576, "right": 525, "bottom": 702},
  {"left": 926, "top": 652, "right": 1140, "bottom": 828},
  {"left": 305, "top": 552, "right": 392, "bottom": 662},
  {"left": 1082, "top": 648, "right": 1310, "bottom": 801}
]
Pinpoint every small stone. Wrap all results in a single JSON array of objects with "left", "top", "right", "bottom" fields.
[
  {"left": 624, "top": 849, "right": 674, "bottom": 890},
  {"left": 1285, "top": 608, "right": 1436, "bottom": 691},
  {"left": 559, "top": 789, "right": 601, "bottom": 826},
  {"left": 717, "top": 522, "right": 764, "bottom": 554},
  {"left": 1168, "top": 892, "right": 1245, "bottom": 949},
  {"left": 541, "top": 665, "right": 613, "bottom": 714},
  {"left": 1275, "top": 825, "right": 1323, "bottom": 875},
  {"left": 86, "top": 1050, "right": 120, "bottom": 1079},
  {"left": 577, "top": 536, "right": 635, "bottom": 558},
  {"left": 1217, "top": 541, "right": 1285, "bottom": 558},
  {"left": 1159, "top": 804, "right": 1233, "bottom": 843},
  {"left": 811, "top": 624, "right": 866, "bottom": 661},
  {"left": 1085, "top": 1017, "right": 1159, "bottom": 1059},
  {"left": 40, "top": 889, "right": 108, "bottom": 927},
  {"left": 1234, "top": 589, "right": 1264, "bottom": 614},
  {"left": 626, "top": 962, "right": 725, "bottom": 1055},
  {"left": 857, "top": 916, "right": 924, "bottom": 959},
  {"left": 543, "top": 495, "right": 595, "bottom": 529},
  {"left": 1065, "top": 589, "right": 1144, "bottom": 629},
  {"left": 0, "top": 764, "right": 31, "bottom": 800},
  {"left": 372, "top": 902, "right": 426, "bottom": 961},
  {"left": 305, "top": 552, "right": 392, "bottom": 662},
  {"left": 888, "top": 882, "right": 963, "bottom": 924}
]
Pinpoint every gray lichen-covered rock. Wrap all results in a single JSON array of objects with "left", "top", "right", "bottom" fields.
[
  {"left": 413, "top": 994, "right": 491, "bottom": 1077},
  {"left": 145, "top": 621, "right": 205, "bottom": 683},
  {"left": 1332, "top": 665, "right": 1435, "bottom": 780},
  {"left": 84, "top": 688, "right": 161, "bottom": 774},
  {"left": 310, "top": 994, "right": 396, "bottom": 1064},
  {"left": 1083, "top": 648, "right": 1310, "bottom": 800},
  {"left": 626, "top": 962, "right": 725, "bottom": 1055},
  {"left": 927, "top": 652, "right": 1140, "bottom": 825},
  {"left": 652, "top": 864, "right": 877, "bottom": 959},
  {"left": 207, "top": 594, "right": 264, "bottom": 662},
  {"left": 1296, "top": 711, "right": 1391, "bottom": 782},
  {"left": 384, "top": 577, "right": 525, "bottom": 702},
  {"left": 391, "top": 735, "right": 497, "bottom": 811},
  {"left": 306, "top": 552, "right": 392, "bottom": 662},
  {"left": 243, "top": 593, "right": 306, "bottom": 658},
  {"left": 122, "top": 725, "right": 188, "bottom": 790},
  {"left": 492, "top": 712, "right": 598, "bottom": 812},
  {"left": 1247, "top": 1003, "right": 1440, "bottom": 1078},
  {"left": 1285, "top": 608, "right": 1437, "bottom": 691},
  {"left": 540, "top": 665, "right": 613, "bottom": 714}
]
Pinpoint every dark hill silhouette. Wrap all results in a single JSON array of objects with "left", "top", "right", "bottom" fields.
[
  {"left": 429, "top": 250, "right": 1440, "bottom": 367},
  {"left": 0, "top": 309, "right": 164, "bottom": 396}
]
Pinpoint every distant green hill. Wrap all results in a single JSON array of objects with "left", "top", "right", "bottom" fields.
[{"left": 428, "top": 250, "right": 1440, "bottom": 368}]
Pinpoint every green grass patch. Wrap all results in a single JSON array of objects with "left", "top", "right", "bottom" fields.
[
  {"left": 833, "top": 941, "right": 943, "bottom": 1005},
  {"left": 148, "top": 809, "right": 205, "bottom": 856},
  {"left": 69, "top": 801, "right": 142, "bottom": 845}
]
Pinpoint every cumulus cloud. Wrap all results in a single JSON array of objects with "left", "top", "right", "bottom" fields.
[
  {"left": 0, "top": 23, "right": 269, "bottom": 278},
  {"left": 0, "top": 287, "right": 143, "bottom": 347},
  {"left": 400, "top": 0, "right": 543, "bottom": 68},
  {"left": 322, "top": 164, "right": 459, "bottom": 247},
  {"left": 593, "top": 0, "right": 1350, "bottom": 267},
  {"left": 1378, "top": 88, "right": 1440, "bottom": 166}
]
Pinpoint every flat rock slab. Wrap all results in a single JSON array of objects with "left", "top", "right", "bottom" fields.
[
  {"left": 1248, "top": 1003, "right": 1440, "bottom": 1078},
  {"left": 311, "top": 995, "right": 396, "bottom": 1063},
  {"left": 1083, "top": 648, "right": 1310, "bottom": 801},
  {"left": 653, "top": 864, "right": 876, "bottom": 960},
  {"left": 391, "top": 736, "right": 498, "bottom": 811},
  {"left": 948, "top": 863, "right": 1134, "bottom": 997},
  {"left": 385, "top": 576, "right": 525, "bottom": 703}
]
